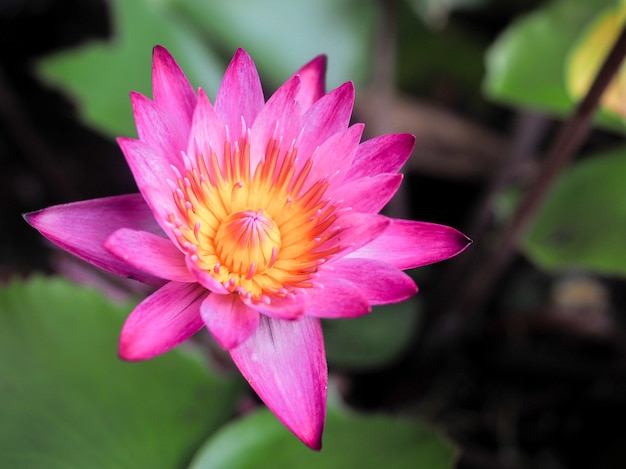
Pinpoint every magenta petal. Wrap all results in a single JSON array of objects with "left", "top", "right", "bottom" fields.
[
  {"left": 320, "top": 212, "right": 390, "bottom": 257},
  {"left": 215, "top": 48, "right": 265, "bottom": 137},
  {"left": 330, "top": 173, "right": 402, "bottom": 213},
  {"left": 229, "top": 316, "right": 327, "bottom": 450},
  {"left": 24, "top": 194, "right": 164, "bottom": 285},
  {"left": 297, "top": 82, "right": 355, "bottom": 161},
  {"left": 200, "top": 294, "right": 259, "bottom": 349},
  {"left": 105, "top": 228, "right": 193, "bottom": 283},
  {"left": 187, "top": 89, "right": 226, "bottom": 169},
  {"left": 348, "top": 218, "right": 471, "bottom": 270},
  {"left": 151, "top": 45, "right": 196, "bottom": 133},
  {"left": 292, "top": 54, "right": 327, "bottom": 111},
  {"left": 240, "top": 291, "right": 306, "bottom": 320},
  {"left": 119, "top": 282, "right": 207, "bottom": 360},
  {"left": 304, "top": 272, "right": 371, "bottom": 318},
  {"left": 346, "top": 133, "right": 416, "bottom": 181},
  {"left": 328, "top": 258, "right": 417, "bottom": 305}
]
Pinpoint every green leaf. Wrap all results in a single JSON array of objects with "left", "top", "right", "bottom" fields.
[
  {"left": 188, "top": 402, "right": 457, "bottom": 469},
  {"left": 322, "top": 298, "right": 421, "bottom": 371},
  {"left": 523, "top": 146, "right": 626, "bottom": 276},
  {"left": 37, "top": 0, "right": 225, "bottom": 138},
  {"left": 0, "top": 276, "right": 242, "bottom": 469},
  {"left": 483, "top": 0, "right": 624, "bottom": 131}
]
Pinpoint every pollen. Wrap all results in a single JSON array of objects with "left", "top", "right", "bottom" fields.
[{"left": 169, "top": 124, "right": 340, "bottom": 301}]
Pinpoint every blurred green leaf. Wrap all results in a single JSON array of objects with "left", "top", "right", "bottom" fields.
[
  {"left": 37, "top": 0, "right": 374, "bottom": 139},
  {"left": 322, "top": 298, "right": 420, "bottom": 371},
  {"left": 523, "top": 146, "right": 626, "bottom": 276},
  {"left": 0, "top": 276, "right": 242, "bottom": 469},
  {"left": 484, "top": 0, "right": 625, "bottom": 131},
  {"left": 189, "top": 401, "right": 457, "bottom": 469},
  {"left": 37, "top": 0, "right": 225, "bottom": 138}
]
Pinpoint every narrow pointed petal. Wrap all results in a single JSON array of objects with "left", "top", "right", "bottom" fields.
[
  {"left": 229, "top": 316, "right": 327, "bottom": 450},
  {"left": 346, "top": 133, "right": 416, "bottom": 181},
  {"left": 201, "top": 294, "right": 259, "bottom": 349},
  {"left": 119, "top": 282, "right": 207, "bottom": 360},
  {"left": 297, "top": 82, "right": 355, "bottom": 161},
  {"left": 347, "top": 218, "right": 471, "bottom": 270},
  {"left": 320, "top": 212, "right": 390, "bottom": 257},
  {"left": 328, "top": 258, "right": 417, "bottom": 305},
  {"left": 24, "top": 194, "right": 164, "bottom": 285},
  {"left": 329, "top": 173, "right": 402, "bottom": 213},
  {"left": 293, "top": 54, "right": 327, "bottom": 111},
  {"left": 130, "top": 92, "right": 187, "bottom": 168},
  {"left": 304, "top": 273, "right": 371, "bottom": 318},
  {"left": 215, "top": 48, "right": 265, "bottom": 137},
  {"left": 105, "top": 228, "right": 193, "bottom": 282},
  {"left": 152, "top": 45, "right": 196, "bottom": 132},
  {"left": 187, "top": 89, "right": 226, "bottom": 168}
]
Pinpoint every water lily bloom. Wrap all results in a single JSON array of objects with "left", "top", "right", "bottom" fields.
[{"left": 25, "top": 46, "right": 470, "bottom": 449}]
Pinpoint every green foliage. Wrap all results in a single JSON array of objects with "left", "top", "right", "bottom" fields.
[
  {"left": 0, "top": 276, "right": 241, "bottom": 469},
  {"left": 323, "top": 297, "right": 421, "bottom": 371},
  {"left": 483, "top": 0, "right": 625, "bottom": 132},
  {"left": 36, "top": 0, "right": 373, "bottom": 139},
  {"left": 523, "top": 146, "right": 626, "bottom": 276},
  {"left": 189, "top": 401, "right": 457, "bottom": 469}
]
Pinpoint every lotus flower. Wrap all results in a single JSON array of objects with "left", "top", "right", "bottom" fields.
[{"left": 25, "top": 46, "right": 470, "bottom": 449}]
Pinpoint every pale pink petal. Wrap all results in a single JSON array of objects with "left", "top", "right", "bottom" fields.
[
  {"left": 346, "top": 133, "right": 416, "bottom": 181},
  {"left": 119, "top": 282, "right": 207, "bottom": 360},
  {"left": 240, "top": 291, "right": 306, "bottom": 320},
  {"left": 304, "top": 272, "right": 371, "bottom": 318},
  {"left": 327, "top": 258, "right": 417, "bottom": 305},
  {"left": 24, "top": 194, "right": 164, "bottom": 285},
  {"left": 214, "top": 48, "right": 265, "bottom": 138},
  {"left": 301, "top": 123, "right": 363, "bottom": 195},
  {"left": 151, "top": 45, "right": 196, "bottom": 133},
  {"left": 318, "top": 212, "right": 390, "bottom": 257},
  {"left": 130, "top": 92, "right": 186, "bottom": 169},
  {"left": 187, "top": 89, "right": 226, "bottom": 169},
  {"left": 292, "top": 55, "right": 327, "bottom": 111},
  {"left": 347, "top": 218, "right": 471, "bottom": 270},
  {"left": 229, "top": 316, "right": 327, "bottom": 450},
  {"left": 200, "top": 294, "right": 260, "bottom": 349},
  {"left": 249, "top": 75, "right": 302, "bottom": 169},
  {"left": 297, "top": 82, "right": 355, "bottom": 162},
  {"left": 329, "top": 173, "right": 402, "bottom": 214},
  {"left": 117, "top": 137, "right": 178, "bottom": 236},
  {"left": 104, "top": 228, "right": 194, "bottom": 283}
]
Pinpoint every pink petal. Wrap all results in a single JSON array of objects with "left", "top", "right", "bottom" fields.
[
  {"left": 185, "top": 256, "right": 230, "bottom": 294},
  {"left": 346, "top": 133, "right": 416, "bottom": 181},
  {"left": 292, "top": 55, "right": 327, "bottom": 111},
  {"left": 240, "top": 291, "right": 307, "bottom": 320},
  {"left": 119, "top": 281, "right": 207, "bottom": 360},
  {"left": 151, "top": 45, "right": 196, "bottom": 139},
  {"left": 117, "top": 137, "right": 178, "bottom": 236},
  {"left": 250, "top": 75, "right": 302, "bottom": 169},
  {"left": 200, "top": 294, "right": 260, "bottom": 349},
  {"left": 229, "top": 316, "right": 327, "bottom": 450},
  {"left": 330, "top": 173, "right": 402, "bottom": 214},
  {"left": 130, "top": 92, "right": 187, "bottom": 169},
  {"left": 186, "top": 89, "right": 226, "bottom": 170},
  {"left": 319, "top": 212, "right": 390, "bottom": 258},
  {"left": 327, "top": 258, "right": 417, "bottom": 305},
  {"left": 297, "top": 82, "right": 355, "bottom": 162},
  {"left": 347, "top": 218, "right": 471, "bottom": 270},
  {"left": 304, "top": 272, "right": 371, "bottom": 318},
  {"left": 301, "top": 123, "right": 363, "bottom": 195},
  {"left": 24, "top": 194, "right": 164, "bottom": 285},
  {"left": 105, "top": 228, "right": 194, "bottom": 283},
  {"left": 214, "top": 48, "right": 265, "bottom": 138}
]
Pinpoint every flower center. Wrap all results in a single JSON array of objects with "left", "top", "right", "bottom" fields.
[
  {"left": 214, "top": 209, "right": 281, "bottom": 277},
  {"left": 167, "top": 128, "right": 341, "bottom": 301}
]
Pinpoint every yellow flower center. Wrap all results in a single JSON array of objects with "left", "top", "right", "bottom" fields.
[{"left": 169, "top": 130, "right": 340, "bottom": 301}]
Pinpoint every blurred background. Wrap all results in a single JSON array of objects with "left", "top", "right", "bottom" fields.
[{"left": 2, "top": 0, "right": 626, "bottom": 468}]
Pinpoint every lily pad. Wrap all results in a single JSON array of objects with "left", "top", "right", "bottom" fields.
[
  {"left": 189, "top": 401, "right": 457, "bottom": 468},
  {"left": 0, "top": 276, "right": 242, "bottom": 469},
  {"left": 523, "top": 146, "right": 626, "bottom": 277}
]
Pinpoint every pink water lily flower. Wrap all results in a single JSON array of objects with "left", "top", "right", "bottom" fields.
[{"left": 25, "top": 46, "right": 470, "bottom": 449}]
